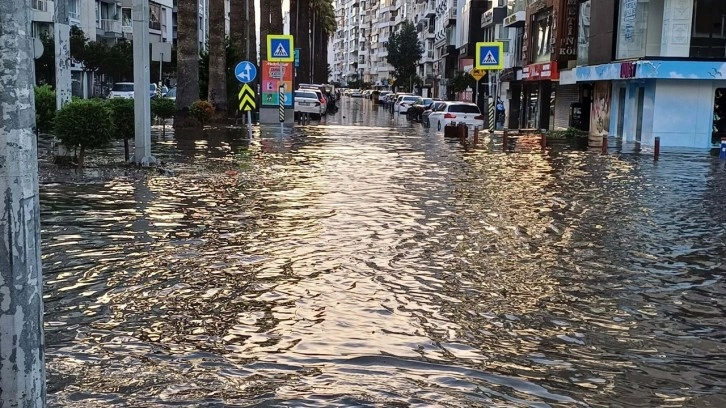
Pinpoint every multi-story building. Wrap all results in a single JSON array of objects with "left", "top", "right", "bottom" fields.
[
  {"left": 31, "top": 0, "right": 210, "bottom": 97},
  {"left": 574, "top": 0, "right": 726, "bottom": 150}
]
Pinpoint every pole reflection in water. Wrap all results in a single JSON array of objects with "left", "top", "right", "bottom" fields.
[{"left": 41, "top": 102, "right": 726, "bottom": 406}]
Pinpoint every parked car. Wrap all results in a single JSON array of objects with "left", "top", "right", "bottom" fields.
[
  {"left": 164, "top": 87, "right": 176, "bottom": 102},
  {"left": 395, "top": 95, "right": 419, "bottom": 113},
  {"left": 378, "top": 91, "right": 391, "bottom": 104},
  {"left": 299, "top": 86, "right": 328, "bottom": 114},
  {"left": 294, "top": 89, "right": 324, "bottom": 119},
  {"left": 350, "top": 89, "right": 363, "bottom": 97},
  {"left": 108, "top": 82, "right": 135, "bottom": 99},
  {"left": 428, "top": 102, "right": 485, "bottom": 131},
  {"left": 423, "top": 101, "right": 448, "bottom": 128},
  {"left": 406, "top": 97, "right": 434, "bottom": 122}
]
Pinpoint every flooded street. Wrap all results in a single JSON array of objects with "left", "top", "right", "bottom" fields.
[{"left": 42, "top": 99, "right": 726, "bottom": 406}]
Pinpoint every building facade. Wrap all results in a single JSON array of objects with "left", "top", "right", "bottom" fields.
[
  {"left": 575, "top": 0, "right": 726, "bottom": 149},
  {"left": 31, "top": 0, "right": 210, "bottom": 97}
]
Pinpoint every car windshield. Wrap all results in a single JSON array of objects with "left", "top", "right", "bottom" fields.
[
  {"left": 402, "top": 96, "right": 417, "bottom": 102},
  {"left": 165, "top": 88, "right": 176, "bottom": 97},
  {"left": 112, "top": 83, "right": 133, "bottom": 92},
  {"left": 434, "top": 103, "right": 448, "bottom": 111},
  {"left": 423, "top": 98, "right": 434, "bottom": 105},
  {"left": 295, "top": 91, "right": 318, "bottom": 99},
  {"left": 149, "top": 84, "right": 156, "bottom": 91},
  {"left": 448, "top": 104, "right": 480, "bottom": 113}
]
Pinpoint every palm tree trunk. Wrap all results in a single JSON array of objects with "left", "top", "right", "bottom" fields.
[
  {"left": 230, "top": 0, "right": 245, "bottom": 58},
  {"left": 270, "top": 0, "right": 283, "bottom": 34},
  {"left": 259, "top": 0, "right": 270, "bottom": 63},
  {"left": 208, "top": 0, "right": 227, "bottom": 115},
  {"left": 297, "top": 0, "right": 311, "bottom": 83},
  {"left": 175, "top": 0, "right": 199, "bottom": 122}
]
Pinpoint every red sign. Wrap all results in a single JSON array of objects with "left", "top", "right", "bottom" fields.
[
  {"left": 522, "top": 61, "right": 560, "bottom": 81},
  {"left": 620, "top": 62, "right": 636, "bottom": 78}
]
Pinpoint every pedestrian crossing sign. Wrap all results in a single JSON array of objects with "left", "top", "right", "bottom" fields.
[
  {"left": 475, "top": 42, "right": 504, "bottom": 70},
  {"left": 267, "top": 35, "right": 294, "bottom": 62}
]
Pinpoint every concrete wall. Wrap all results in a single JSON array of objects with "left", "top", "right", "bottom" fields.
[{"left": 588, "top": 0, "right": 616, "bottom": 65}]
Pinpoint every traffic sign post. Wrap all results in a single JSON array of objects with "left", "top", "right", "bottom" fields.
[
  {"left": 238, "top": 84, "right": 256, "bottom": 138},
  {"left": 294, "top": 48, "right": 300, "bottom": 68},
  {"left": 475, "top": 42, "right": 503, "bottom": 132},
  {"left": 267, "top": 35, "right": 295, "bottom": 62},
  {"left": 234, "top": 60, "right": 257, "bottom": 84},
  {"left": 234, "top": 60, "right": 258, "bottom": 137},
  {"left": 470, "top": 69, "right": 486, "bottom": 108},
  {"left": 279, "top": 85, "right": 285, "bottom": 128}
]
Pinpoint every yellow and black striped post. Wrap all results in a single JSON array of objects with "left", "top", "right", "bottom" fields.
[
  {"left": 488, "top": 96, "right": 495, "bottom": 133},
  {"left": 279, "top": 85, "right": 285, "bottom": 123}
]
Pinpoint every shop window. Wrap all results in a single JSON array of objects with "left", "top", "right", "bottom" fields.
[
  {"left": 691, "top": 0, "right": 726, "bottom": 58},
  {"left": 577, "top": 0, "right": 590, "bottom": 66},
  {"left": 712, "top": 88, "right": 726, "bottom": 145},
  {"left": 531, "top": 10, "right": 553, "bottom": 63}
]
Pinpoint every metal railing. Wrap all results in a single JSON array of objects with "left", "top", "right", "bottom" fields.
[
  {"left": 68, "top": 11, "right": 80, "bottom": 21},
  {"left": 97, "top": 19, "right": 121, "bottom": 33}
]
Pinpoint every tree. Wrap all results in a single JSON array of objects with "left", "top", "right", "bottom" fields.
[
  {"left": 151, "top": 98, "right": 175, "bottom": 136},
  {"left": 259, "top": 0, "right": 271, "bottom": 62},
  {"left": 291, "top": 0, "right": 311, "bottom": 83},
  {"left": 176, "top": 0, "right": 199, "bottom": 122},
  {"left": 208, "top": 0, "right": 227, "bottom": 114},
  {"left": 312, "top": 0, "right": 336, "bottom": 83},
  {"left": 104, "top": 41, "right": 133, "bottom": 82},
  {"left": 107, "top": 98, "right": 135, "bottom": 161},
  {"left": 230, "top": 0, "right": 246, "bottom": 58},
  {"left": 69, "top": 25, "right": 87, "bottom": 63},
  {"left": 35, "top": 85, "right": 56, "bottom": 133},
  {"left": 53, "top": 99, "right": 112, "bottom": 170},
  {"left": 81, "top": 41, "right": 108, "bottom": 73},
  {"left": 386, "top": 21, "right": 423, "bottom": 91},
  {"left": 447, "top": 71, "right": 476, "bottom": 100}
]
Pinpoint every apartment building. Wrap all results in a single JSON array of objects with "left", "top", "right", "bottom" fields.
[{"left": 31, "top": 0, "right": 210, "bottom": 96}]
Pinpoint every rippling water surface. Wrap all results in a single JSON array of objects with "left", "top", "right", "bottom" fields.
[{"left": 43, "top": 100, "right": 726, "bottom": 407}]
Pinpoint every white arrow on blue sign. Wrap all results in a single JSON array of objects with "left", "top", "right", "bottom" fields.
[{"left": 234, "top": 61, "right": 257, "bottom": 84}]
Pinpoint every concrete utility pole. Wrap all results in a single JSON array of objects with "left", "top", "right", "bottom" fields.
[
  {"left": 132, "top": 0, "right": 155, "bottom": 165},
  {"left": 54, "top": 0, "right": 72, "bottom": 108},
  {"left": 0, "top": 1, "right": 47, "bottom": 407}
]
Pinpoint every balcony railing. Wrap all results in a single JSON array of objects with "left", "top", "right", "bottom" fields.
[
  {"left": 97, "top": 19, "right": 121, "bottom": 33},
  {"left": 68, "top": 11, "right": 80, "bottom": 21},
  {"left": 32, "top": 0, "right": 48, "bottom": 12}
]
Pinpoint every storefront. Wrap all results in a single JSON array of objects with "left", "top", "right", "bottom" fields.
[
  {"left": 575, "top": 60, "right": 726, "bottom": 149},
  {"left": 522, "top": 61, "right": 559, "bottom": 130}
]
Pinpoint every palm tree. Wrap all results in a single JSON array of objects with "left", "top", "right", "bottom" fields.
[
  {"left": 230, "top": 0, "right": 245, "bottom": 58},
  {"left": 175, "top": 0, "right": 199, "bottom": 121},
  {"left": 270, "top": 0, "right": 283, "bottom": 34},
  {"left": 208, "top": 0, "right": 226, "bottom": 114},
  {"left": 291, "top": 0, "right": 311, "bottom": 83},
  {"left": 311, "top": 0, "right": 336, "bottom": 83},
  {"left": 259, "top": 0, "right": 270, "bottom": 63}
]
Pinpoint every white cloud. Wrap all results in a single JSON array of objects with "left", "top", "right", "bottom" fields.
[
  {"left": 669, "top": 72, "right": 684, "bottom": 78},
  {"left": 719, "top": 63, "right": 726, "bottom": 78},
  {"left": 689, "top": 74, "right": 700, "bottom": 79}
]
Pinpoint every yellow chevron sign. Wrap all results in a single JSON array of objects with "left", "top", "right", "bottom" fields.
[{"left": 238, "top": 84, "right": 256, "bottom": 111}]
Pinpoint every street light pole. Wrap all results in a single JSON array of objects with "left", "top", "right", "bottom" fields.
[{"left": 0, "top": 1, "right": 46, "bottom": 406}]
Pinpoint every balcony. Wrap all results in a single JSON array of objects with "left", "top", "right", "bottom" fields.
[
  {"left": 446, "top": 8, "right": 456, "bottom": 26},
  {"left": 31, "top": 0, "right": 54, "bottom": 23},
  {"left": 97, "top": 19, "right": 122, "bottom": 37}
]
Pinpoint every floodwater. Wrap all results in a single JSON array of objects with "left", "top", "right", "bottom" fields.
[{"left": 43, "top": 98, "right": 726, "bottom": 407}]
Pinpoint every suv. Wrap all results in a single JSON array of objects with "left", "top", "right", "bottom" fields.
[
  {"left": 294, "top": 90, "right": 323, "bottom": 119},
  {"left": 427, "top": 102, "right": 484, "bottom": 131}
]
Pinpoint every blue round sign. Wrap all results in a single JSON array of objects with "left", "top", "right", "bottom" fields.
[{"left": 234, "top": 61, "right": 257, "bottom": 84}]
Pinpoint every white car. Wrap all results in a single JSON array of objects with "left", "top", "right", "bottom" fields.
[
  {"left": 396, "top": 95, "right": 419, "bottom": 113},
  {"left": 108, "top": 82, "right": 134, "bottom": 99},
  {"left": 428, "top": 102, "right": 485, "bottom": 131},
  {"left": 378, "top": 91, "right": 391, "bottom": 103},
  {"left": 294, "top": 90, "right": 323, "bottom": 118},
  {"left": 300, "top": 87, "right": 328, "bottom": 114}
]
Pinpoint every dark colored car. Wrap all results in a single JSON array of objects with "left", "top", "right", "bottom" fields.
[
  {"left": 423, "top": 101, "right": 448, "bottom": 128},
  {"left": 406, "top": 97, "right": 434, "bottom": 122}
]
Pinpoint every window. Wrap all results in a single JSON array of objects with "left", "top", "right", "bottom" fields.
[
  {"left": 448, "top": 104, "right": 480, "bottom": 113},
  {"left": 122, "top": 8, "right": 131, "bottom": 28},
  {"left": 691, "top": 0, "right": 726, "bottom": 58},
  {"left": 616, "top": 0, "right": 650, "bottom": 59},
  {"left": 531, "top": 10, "right": 553, "bottom": 63},
  {"left": 577, "top": 0, "right": 590, "bottom": 66},
  {"left": 149, "top": 3, "right": 161, "bottom": 30}
]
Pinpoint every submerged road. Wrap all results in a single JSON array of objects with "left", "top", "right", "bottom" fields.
[{"left": 42, "top": 98, "right": 726, "bottom": 406}]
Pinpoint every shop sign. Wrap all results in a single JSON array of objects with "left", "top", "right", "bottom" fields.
[
  {"left": 482, "top": 10, "right": 493, "bottom": 27},
  {"left": 620, "top": 61, "right": 636, "bottom": 78},
  {"left": 523, "top": 61, "right": 560, "bottom": 81},
  {"left": 558, "top": 0, "right": 579, "bottom": 58},
  {"left": 503, "top": 11, "right": 525, "bottom": 27}
]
